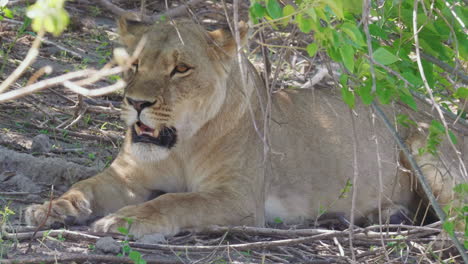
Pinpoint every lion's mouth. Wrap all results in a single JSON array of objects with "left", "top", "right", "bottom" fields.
[{"left": 132, "top": 121, "right": 177, "bottom": 149}]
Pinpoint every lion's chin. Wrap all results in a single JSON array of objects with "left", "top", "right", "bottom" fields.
[{"left": 130, "top": 143, "right": 170, "bottom": 162}]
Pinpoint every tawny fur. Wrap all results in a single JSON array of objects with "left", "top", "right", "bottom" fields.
[{"left": 25, "top": 18, "right": 465, "bottom": 238}]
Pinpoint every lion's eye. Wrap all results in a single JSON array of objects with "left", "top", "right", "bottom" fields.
[{"left": 171, "top": 64, "right": 191, "bottom": 77}]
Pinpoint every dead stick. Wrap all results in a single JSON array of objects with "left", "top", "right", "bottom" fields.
[
  {"left": 25, "top": 186, "right": 54, "bottom": 254},
  {"left": 0, "top": 253, "right": 180, "bottom": 264}
]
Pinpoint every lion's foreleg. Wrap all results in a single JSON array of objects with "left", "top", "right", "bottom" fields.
[
  {"left": 25, "top": 167, "right": 151, "bottom": 227},
  {"left": 92, "top": 189, "right": 255, "bottom": 238}
]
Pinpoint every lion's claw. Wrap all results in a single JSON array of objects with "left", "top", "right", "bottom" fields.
[{"left": 24, "top": 192, "right": 92, "bottom": 228}]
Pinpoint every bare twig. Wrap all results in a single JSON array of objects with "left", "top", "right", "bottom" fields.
[
  {"left": 367, "top": 56, "right": 468, "bottom": 130},
  {"left": 348, "top": 109, "right": 359, "bottom": 261},
  {"left": 63, "top": 79, "right": 126, "bottom": 97},
  {"left": 2, "top": 229, "right": 99, "bottom": 241},
  {"left": 98, "top": 0, "right": 204, "bottom": 23},
  {"left": 0, "top": 69, "right": 92, "bottom": 102},
  {"left": 25, "top": 186, "right": 54, "bottom": 254},
  {"left": 372, "top": 101, "right": 468, "bottom": 263},
  {"left": 420, "top": 53, "right": 468, "bottom": 83},
  {"left": 371, "top": 108, "right": 390, "bottom": 262},
  {"left": 0, "top": 30, "right": 44, "bottom": 93},
  {"left": 0, "top": 253, "right": 178, "bottom": 264},
  {"left": 362, "top": 0, "right": 377, "bottom": 93},
  {"left": 0, "top": 192, "right": 32, "bottom": 196},
  {"left": 97, "top": 0, "right": 126, "bottom": 17},
  {"left": 152, "top": 0, "right": 203, "bottom": 21},
  {"left": 413, "top": 0, "right": 467, "bottom": 180},
  {"left": 26, "top": 66, "right": 53, "bottom": 86}
]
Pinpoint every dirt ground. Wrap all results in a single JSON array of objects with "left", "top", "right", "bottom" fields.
[{"left": 0, "top": 1, "right": 465, "bottom": 264}]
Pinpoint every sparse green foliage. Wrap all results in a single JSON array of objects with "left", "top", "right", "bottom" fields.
[
  {"left": 87, "top": 152, "right": 96, "bottom": 160},
  {"left": 0, "top": 0, "right": 14, "bottom": 21},
  {"left": 339, "top": 179, "right": 352, "bottom": 199},
  {"left": 442, "top": 183, "right": 468, "bottom": 248},
  {"left": 249, "top": 0, "right": 466, "bottom": 154},
  {"left": 0, "top": 204, "right": 15, "bottom": 226},
  {"left": 27, "top": 0, "right": 69, "bottom": 36},
  {"left": 273, "top": 217, "right": 283, "bottom": 224},
  {"left": 116, "top": 218, "right": 146, "bottom": 264}
]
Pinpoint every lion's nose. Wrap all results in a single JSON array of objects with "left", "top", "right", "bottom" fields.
[{"left": 126, "top": 98, "right": 154, "bottom": 112}]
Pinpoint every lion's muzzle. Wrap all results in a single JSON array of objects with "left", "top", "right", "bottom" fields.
[{"left": 132, "top": 121, "right": 177, "bottom": 149}]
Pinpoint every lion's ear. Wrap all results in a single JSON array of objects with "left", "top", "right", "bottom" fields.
[
  {"left": 208, "top": 21, "right": 248, "bottom": 57},
  {"left": 118, "top": 13, "right": 151, "bottom": 47}
]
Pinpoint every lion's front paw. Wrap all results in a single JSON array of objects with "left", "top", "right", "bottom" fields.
[
  {"left": 25, "top": 192, "right": 92, "bottom": 227},
  {"left": 91, "top": 214, "right": 129, "bottom": 234},
  {"left": 92, "top": 205, "right": 175, "bottom": 238}
]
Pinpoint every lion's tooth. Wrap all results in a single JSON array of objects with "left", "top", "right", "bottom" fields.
[
  {"left": 153, "top": 129, "right": 160, "bottom": 138},
  {"left": 134, "top": 124, "right": 142, "bottom": 135}
]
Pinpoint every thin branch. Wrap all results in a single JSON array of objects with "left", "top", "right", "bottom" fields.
[
  {"left": 420, "top": 52, "right": 468, "bottom": 83},
  {"left": 371, "top": 108, "right": 390, "bottom": 262},
  {"left": 152, "top": 0, "right": 204, "bottom": 21},
  {"left": 362, "top": 0, "right": 377, "bottom": 93},
  {"left": 0, "top": 36, "right": 146, "bottom": 102},
  {"left": 25, "top": 186, "right": 54, "bottom": 254},
  {"left": 0, "top": 69, "right": 93, "bottom": 102},
  {"left": 97, "top": 0, "right": 127, "bottom": 17},
  {"left": 372, "top": 101, "right": 468, "bottom": 263},
  {"left": 348, "top": 108, "right": 359, "bottom": 261},
  {"left": 0, "top": 30, "right": 44, "bottom": 93},
  {"left": 0, "top": 253, "right": 177, "bottom": 264},
  {"left": 412, "top": 0, "right": 467, "bottom": 180},
  {"left": 63, "top": 79, "right": 126, "bottom": 97},
  {"left": 98, "top": 0, "right": 204, "bottom": 23},
  {"left": 367, "top": 55, "right": 468, "bottom": 130}
]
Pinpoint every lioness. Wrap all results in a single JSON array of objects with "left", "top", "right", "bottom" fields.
[{"left": 25, "top": 17, "right": 464, "bottom": 238}]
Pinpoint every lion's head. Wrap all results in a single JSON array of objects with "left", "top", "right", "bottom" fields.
[{"left": 118, "top": 16, "right": 247, "bottom": 161}]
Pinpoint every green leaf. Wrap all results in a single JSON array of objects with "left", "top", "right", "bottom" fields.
[
  {"left": 27, "top": 0, "right": 69, "bottom": 36},
  {"left": 296, "top": 14, "right": 313, "bottom": 33},
  {"left": 339, "top": 45, "right": 355, "bottom": 72},
  {"left": 376, "top": 84, "right": 395, "bottom": 105},
  {"left": 401, "top": 71, "right": 422, "bottom": 87},
  {"left": 306, "top": 43, "right": 318, "bottom": 57},
  {"left": 454, "top": 88, "right": 468, "bottom": 99},
  {"left": 453, "top": 183, "right": 468, "bottom": 194},
  {"left": 341, "top": 22, "right": 365, "bottom": 46},
  {"left": 373, "top": 47, "right": 399, "bottom": 65},
  {"left": 429, "top": 120, "right": 445, "bottom": 134},
  {"left": 369, "top": 24, "right": 388, "bottom": 40},
  {"left": 274, "top": 217, "right": 283, "bottom": 224},
  {"left": 442, "top": 221, "right": 455, "bottom": 236},
  {"left": 342, "top": 0, "right": 362, "bottom": 15},
  {"left": 129, "top": 251, "right": 144, "bottom": 262},
  {"left": 398, "top": 89, "right": 418, "bottom": 111},
  {"left": 421, "top": 60, "right": 434, "bottom": 88},
  {"left": 250, "top": 3, "right": 266, "bottom": 19},
  {"left": 305, "top": 8, "right": 317, "bottom": 22},
  {"left": 322, "top": 0, "right": 344, "bottom": 19},
  {"left": 282, "top": 4, "right": 295, "bottom": 17},
  {"left": 117, "top": 227, "right": 129, "bottom": 235},
  {"left": 357, "top": 82, "right": 373, "bottom": 105},
  {"left": 448, "top": 130, "right": 457, "bottom": 145},
  {"left": 3, "top": 7, "right": 13, "bottom": 19},
  {"left": 341, "top": 78, "right": 355, "bottom": 108},
  {"left": 266, "top": 0, "right": 282, "bottom": 19},
  {"left": 397, "top": 114, "right": 417, "bottom": 128}
]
